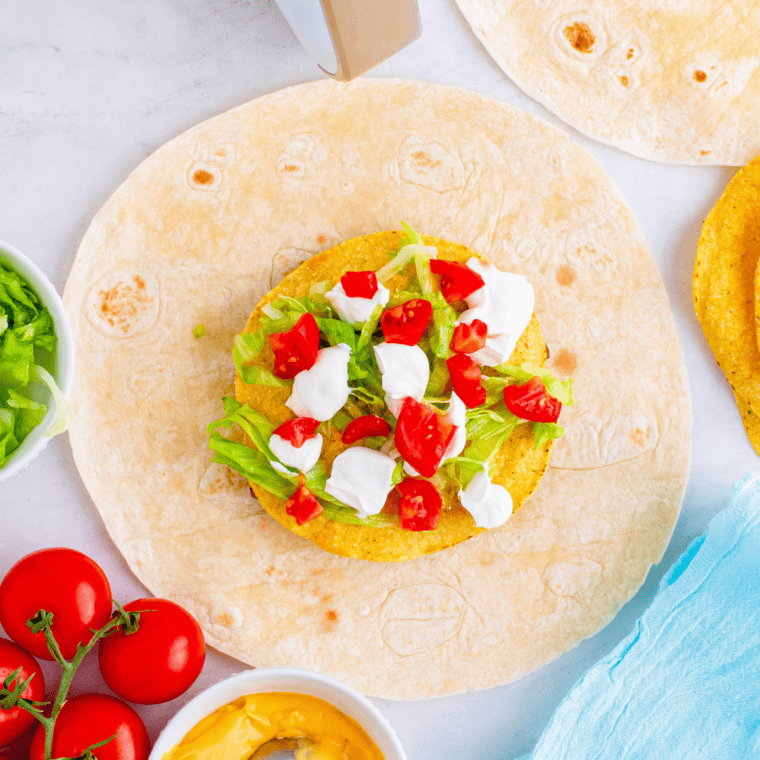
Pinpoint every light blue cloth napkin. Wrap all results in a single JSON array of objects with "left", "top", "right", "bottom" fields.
[{"left": 522, "top": 472, "right": 760, "bottom": 760}]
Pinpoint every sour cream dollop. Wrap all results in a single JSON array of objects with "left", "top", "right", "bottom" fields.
[
  {"left": 325, "top": 281, "right": 390, "bottom": 324},
  {"left": 459, "top": 470, "right": 514, "bottom": 529},
  {"left": 459, "top": 258, "right": 534, "bottom": 367},
  {"left": 268, "top": 432, "right": 323, "bottom": 473},
  {"left": 374, "top": 342, "right": 430, "bottom": 418},
  {"left": 325, "top": 447, "right": 397, "bottom": 519},
  {"left": 285, "top": 343, "right": 351, "bottom": 421}
]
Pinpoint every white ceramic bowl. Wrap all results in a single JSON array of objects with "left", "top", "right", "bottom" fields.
[
  {"left": 0, "top": 239, "right": 76, "bottom": 483},
  {"left": 150, "top": 668, "right": 406, "bottom": 760}
]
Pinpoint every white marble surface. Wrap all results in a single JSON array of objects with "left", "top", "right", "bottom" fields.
[{"left": 0, "top": 1, "right": 756, "bottom": 759}]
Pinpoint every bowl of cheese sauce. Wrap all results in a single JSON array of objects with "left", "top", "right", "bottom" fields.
[{"left": 151, "top": 669, "right": 405, "bottom": 760}]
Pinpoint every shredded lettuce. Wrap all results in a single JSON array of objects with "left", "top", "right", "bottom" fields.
[
  {"left": 427, "top": 291, "right": 457, "bottom": 359},
  {"left": 1, "top": 263, "right": 68, "bottom": 468}
]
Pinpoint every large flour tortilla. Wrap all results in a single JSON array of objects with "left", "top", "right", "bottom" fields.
[
  {"left": 454, "top": 0, "right": 760, "bottom": 165},
  {"left": 64, "top": 79, "right": 690, "bottom": 699}
]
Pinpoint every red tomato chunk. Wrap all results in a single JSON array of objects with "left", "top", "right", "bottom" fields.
[
  {"left": 397, "top": 478, "right": 442, "bottom": 531},
  {"left": 380, "top": 299, "right": 432, "bottom": 345},
  {"left": 341, "top": 415, "right": 392, "bottom": 444},
  {"left": 429, "top": 259, "right": 484, "bottom": 303},
  {"left": 446, "top": 354, "right": 487, "bottom": 408},
  {"left": 503, "top": 376, "right": 561, "bottom": 422},
  {"left": 340, "top": 270, "right": 379, "bottom": 298},
  {"left": 269, "top": 313, "right": 320, "bottom": 379},
  {"left": 395, "top": 397, "right": 455, "bottom": 478},
  {"left": 450, "top": 319, "right": 488, "bottom": 354},
  {"left": 274, "top": 417, "right": 320, "bottom": 447},
  {"left": 286, "top": 482, "right": 323, "bottom": 525}
]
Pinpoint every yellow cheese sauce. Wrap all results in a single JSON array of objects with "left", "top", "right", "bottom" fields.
[{"left": 164, "top": 692, "right": 385, "bottom": 760}]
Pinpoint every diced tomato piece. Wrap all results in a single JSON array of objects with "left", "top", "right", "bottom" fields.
[
  {"left": 503, "top": 376, "right": 562, "bottom": 423},
  {"left": 450, "top": 319, "right": 488, "bottom": 354},
  {"left": 286, "top": 481, "right": 323, "bottom": 525},
  {"left": 397, "top": 478, "right": 442, "bottom": 531},
  {"left": 380, "top": 299, "right": 432, "bottom": 345},
  {"left": 430, "top": 260, "right": 484, "bottom": 303},
  {"left": 446, "top": 354, "right": 487, "bottom": 408},
  {"left": 395, "top": 397, "right": 455, "bottom": 478},
  {"left": 273, "top": 417, "right": 320, "bottom": 447},
  {"left": 341, "top": 415, "right": 392, "bottom": 445},
  {"left": 269, "top": 313, "right": 320, "bottom": 379},
  {"left": 341, "top": 271, "right": 378, "bottom": 298}
]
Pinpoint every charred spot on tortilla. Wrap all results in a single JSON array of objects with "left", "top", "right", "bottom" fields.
[
  {"left": 694, "top": 70, "right": 707, "bottom": 83},
  {"left": 556, "top": 264, "right": 576, "bottom": 286},
  {"left": 84, "top": 268, "right": 159, "bottom": 337},
  {"left": 564, "top": 22, "right": 595, "bottom": 53}
]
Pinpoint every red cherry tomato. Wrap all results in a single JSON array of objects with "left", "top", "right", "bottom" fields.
[
  {"left": 446, "top": 354, "right": 487, "bottom": 409},
  {"left": 380, "top": 299, "right": 432, "bottom": 345},
  {"left": 29, "top": 694, "right": 149, "bottom": 760},
  {"left": 429, "top": 260, "right": 484, "bottom": 303},
  {"left": 394, "top": 397, "right": 455, "bottom": 479},
  {"left": 503, "top": 376, "right": 562, "bottom": 422},
  {"left": 340, "top": 271, "right": 378, "bottom": 298},
  {"left": 269, "top": 313, "right": 320, "bottom": 379},
  {"left": 341, "top": 415, "right": 392, "bottom": 445},
  {"left": 286, "top": 481, "right": 323, "bottom": 525},
  {"left": 0, "top": 548, "right": 112, "bottom": 661},
  {"left": 98, "top": 598, "right": 205, "bottom": 705},
  {"left": 273, "top": 417, "right": 320, "bottom": 448},
  {"left": 0, "top": 638, "right": 45, "bottom": 746},
  {"left": 450, "top": 319, "right": 488, "bottom": 354},
  {"left": 397, "top": 478, "right": 442, "bottom": 531}
]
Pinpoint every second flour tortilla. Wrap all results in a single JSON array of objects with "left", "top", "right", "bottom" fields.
[
  {"left": 454, "top": 0, "right": 760, "bottom": 165},
  {"left": 64, "top": 78, "right": 690, "bottom": 699}
]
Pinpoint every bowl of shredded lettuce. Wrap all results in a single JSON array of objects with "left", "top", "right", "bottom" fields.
[{"left": 0, "top": 240, "right": 74, "bottom": 483}]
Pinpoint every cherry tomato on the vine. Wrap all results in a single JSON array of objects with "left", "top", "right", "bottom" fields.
[
  {"left": 0, "top": 548, "right": 112, "bottom": 661},
  {"left": 29, "top": 694, "right": 149, "bottom": 760},
  {"left": 98, "top": 598, "right": 205, "bottom": 705},
  {"left": 0, "top": 637, "right": 45, "bottom": 747}
]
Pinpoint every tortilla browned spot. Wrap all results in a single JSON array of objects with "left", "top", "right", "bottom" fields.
[
  {"left": 193, "top": 169, "right": 214, "bottom": 185},
  {"left": 564, "top": 22, "right": 595, "bottom": 53}
]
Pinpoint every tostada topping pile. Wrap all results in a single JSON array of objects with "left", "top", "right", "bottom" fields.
[{"left": 207, "top": 226, "right": 573, "bottom": 558}]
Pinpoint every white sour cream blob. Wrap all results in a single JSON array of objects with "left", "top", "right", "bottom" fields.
[
  {"left": 442, "top": 392, "right": 467, "bottom": 461},
  {"left": 325, "top": 446, "right": 397, "bottom": 519},
  {"left": 374, "top": 342, "right": 430, "bottom": 418},
  {"left": 269, "top": 432, "right": 323, "bottom": 473},
  {"left": 285, "top": 343, "right": 351, "bottom": 421},
  {"left": 459, "top": 470, "right": 514, "bottom": 529},
  {"left": 325, "top": 280, "right": 390, "bottom": 324},
  {"left": 459, "top": 258, "right": 534, "bottom": 367}
]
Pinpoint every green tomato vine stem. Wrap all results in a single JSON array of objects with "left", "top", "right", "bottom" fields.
[{"left": 0, "top": 603, "right": 141, "bottom": 760}]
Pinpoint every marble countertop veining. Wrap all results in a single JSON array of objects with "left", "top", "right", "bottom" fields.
[{"left": 0, "top": 1, "right": 755, "bottom": 759}]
